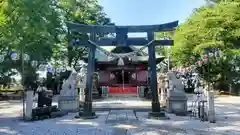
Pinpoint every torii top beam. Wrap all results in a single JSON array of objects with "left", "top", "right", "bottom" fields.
[
  {"left": 66, "top": 21, "right": 178, "bottom": 33},
  {"left": 67, "top": 21, "right": 178, "bottom": 46}
]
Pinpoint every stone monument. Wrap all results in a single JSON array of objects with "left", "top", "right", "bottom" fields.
[
  {"left": 205, "top": 85, "right": 215, "bottom": 123},
  {"left": 166, "top": 71, "right": 188, "bottom": 115},
  {"left": 58, "top": 68, "right": 79, "bottom": 112},
  {"left": 25, "top": 90, "right": 34, "bottom": 120}
]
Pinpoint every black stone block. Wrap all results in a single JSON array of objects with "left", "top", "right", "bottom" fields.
[
  {"left": 49, "top": 105, "right": 58, "bottom": 112},
  {"left": 51, "top": 111, "right": 68, "bottom": 118},
  {"left": 148, "top": 112, "right": 169, "bottom": 120},
  {"left": 75, "top": 111, "right": 98, "bottom": 119}
]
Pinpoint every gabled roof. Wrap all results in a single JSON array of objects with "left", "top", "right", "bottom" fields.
[
  {"left": 100, "top": 46, "right": 159, "bottom": 56},
  {"left": 85, "top": 46, "right": 162, "bottom": 61}
]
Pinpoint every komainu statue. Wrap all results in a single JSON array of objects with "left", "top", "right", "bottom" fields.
[
  {"left": 58, "top": 67, "right": 79, "bottom": 112},
  {"left": 166, "top": 71, "right": 188, "bottom": 115},
  {"left": 60, "top": 68, "right": 77, "bottom": 97},
  {"left": 167, "top": 71, "right": 184, "bottom": 92}
]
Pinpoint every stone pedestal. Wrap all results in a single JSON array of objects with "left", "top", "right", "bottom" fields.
[
  {"left": 58, "top": 96, "right": 79, "bottom": 112},
  {"left": 137, "top": 86, "right": 145, "bottom": 98},
  {"left": 167, "top": 90, "right": 188, "bottom": 116},
  {"left": 207, "top": 91, "right": 215, "bottom": 123},
  {"left": 92, "top": 89, "right": 100, "bottom": 99},
  {"left": 25, "top": 90, "right": 34, "bottom": 120},
  {"left": 101, "top": 86, "right": 108, "bottom": 98}
]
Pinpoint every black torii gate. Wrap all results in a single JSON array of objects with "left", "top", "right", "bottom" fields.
[{"left": 67, "top": 21, "right": 178, "bottom": 118}]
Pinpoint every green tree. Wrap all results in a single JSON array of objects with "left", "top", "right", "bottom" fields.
[
  {"left": 155, "top": 32, "right": 173, "bottom": 56},
  {"left": 172, "top": 1, "right": 240, "bottom": 90},
  {"left": 0, "top": 0, "right": 63, "bottom": 84},
  {"left": 206, "top": 0, "right": 240, "bottom": 3},
  {"left": 56, "top": 0, "right": 111, "bottom": 69}
]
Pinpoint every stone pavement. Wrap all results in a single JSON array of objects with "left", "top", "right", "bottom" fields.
[
  {"left": 1, "top": 110, "right": 238, "bottom": 135},
  {"left": 1, "top": 95, "right": 240, "bottom": 135}
]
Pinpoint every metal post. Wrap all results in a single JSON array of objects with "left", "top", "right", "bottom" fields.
[
  {"left": 122, "top": 69, "right": 124, "bottom": 92},
  {"left": 167, "top": 46, "right": 170, "bottom": 71},
  {"left": 207, "top": 54, "right": 210, "bottom": 92},
  {"left": 20, "top": 46, "right": 25, "bottom": 119}
]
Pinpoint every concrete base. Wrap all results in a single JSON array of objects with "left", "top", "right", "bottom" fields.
[
  {"left": 58, "top": 96, "right": 79, "bottom": 112},
  {"left": 167, "top": 91, "right": 188, "bottom": 116},
  {"left": 148, "top": 112, "right": 169, "bottom": 120},
  {"left": 23, "top": 116, "right": 33, "bottom": 121},
  {"left": 151, "top": 102, "right": 161, "bottom": 112},
  {"left": 25, "top": 90, "right": 34, "bottom": 120},
  {"left": 75, "top": 111, "right": 98, "bottom": 119}
]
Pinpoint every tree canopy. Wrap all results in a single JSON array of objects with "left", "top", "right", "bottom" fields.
[
  {"left": 171, "top": 0, "right": 240, "bottom": 92},
  {"left": 172, "top": 1, "right": 240, "bottom": 65},
  {"left": 0, "top": 0, "right": 112, "bottom": 86}
]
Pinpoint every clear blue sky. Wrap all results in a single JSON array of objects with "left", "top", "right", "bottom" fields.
[{"left": 98, "top": 0, "right": 206, "bottom": 25}]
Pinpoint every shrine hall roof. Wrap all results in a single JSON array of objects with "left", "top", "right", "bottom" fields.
[
  {"left": 84, "top": 46, "right": 164, "bottom": 62},
  {"left": 100, "top": 46, "right": 149, "bottom": 56}
]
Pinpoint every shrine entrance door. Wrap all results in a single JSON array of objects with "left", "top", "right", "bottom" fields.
[{"left": 108, "top": 68, "right": 137, "bottom": 96}]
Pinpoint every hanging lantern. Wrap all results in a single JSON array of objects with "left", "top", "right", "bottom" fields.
[
  {"left": 46, "top": 65, "right": 52, "bottom": 73},
  {"left": 0, "top": 55, "right": 4, "bottom": 63},
  {"left": 209, "top": 52, "right": 214, "bottom": 57},
  {"left": 31, "top": 60, "right": 38, "bottom": 67},
  {"left": 236, "top": 67, "right": 240, "bottom": 71},
  {"left": 198, "top": 60, "right": 203, "bottom": 66},
  {"left": 117, "top": 57, "right": 124, "bottom": 66},
  {"left": 39, "top": 64, "right": 46, "bottom": 71},
  {"left": 202, "top": 54, "right": 208, "bottom": 62},
  {"left": 61, "top": 68, "right": 67, "bottom": 72},
  {"left": 11, "top": 52, "right": 19, "bottom": 61},
  {"left": 56, "top": 68, "right": 61, "bottom": 73},
  {"left": 52, "top": 68, "right": 56, "bottom": 74},
  {"left": 131, "top": 73, "right": 136, "bottom": 79},
  {"left": 110, "top": 73, "right": 115, "bottom": 79},
  {"left": 181, "top": 68, "right": 185, "bottom": 73},
  {"left": 24, "top": 54, "right": 30, "bottom": 61}
]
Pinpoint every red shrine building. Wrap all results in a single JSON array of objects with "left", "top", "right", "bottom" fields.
[{"left": 83, "top": 46, "right": 164, "bottom": 95}]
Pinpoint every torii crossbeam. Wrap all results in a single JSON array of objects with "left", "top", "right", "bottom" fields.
[{"left": 67, "top": 21, "right": 178, "bottom": 118}]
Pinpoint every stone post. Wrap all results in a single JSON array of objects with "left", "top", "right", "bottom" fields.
[
  {"left": 25, "top": 90, "right": 34, "bottom": 120},
  {"left": 79, "top": 88, "right": 85, "bottom": 102},
  {"left": 160, "top": 87, "right": 167, "bottom": 106},
  {"left": 159, "top": 75, "right": 167, "bottom": 106},
  {"left": 207, "top": 91, "right": 215, "bottom": 123}
]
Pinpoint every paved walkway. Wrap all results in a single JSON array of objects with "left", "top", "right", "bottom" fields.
[{"left": 0, "top": 95, "right": 240, "bottom": 135}]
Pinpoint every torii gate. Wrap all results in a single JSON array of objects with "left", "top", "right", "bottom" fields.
[{"left": 67, "top": 21, "right": 178, "bottom": 118}]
